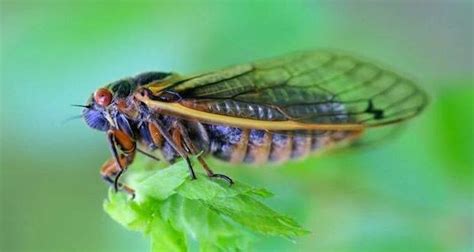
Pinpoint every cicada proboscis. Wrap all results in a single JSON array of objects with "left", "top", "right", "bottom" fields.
[{"left": 82, "top": 50, "right": 428, "bottom": 195}]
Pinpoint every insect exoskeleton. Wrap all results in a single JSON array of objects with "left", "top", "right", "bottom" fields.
[{"left": 82, "top": 50, "right": 428, "bottom": 194}]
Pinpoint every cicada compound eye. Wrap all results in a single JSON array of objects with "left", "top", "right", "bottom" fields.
[{"left": 94, "top": 88, "right": 113, "bottom": 107}]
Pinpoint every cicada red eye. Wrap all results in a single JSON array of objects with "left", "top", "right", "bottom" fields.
[{"left": 94, "top": 88, "right": 113, "bottom": 107}]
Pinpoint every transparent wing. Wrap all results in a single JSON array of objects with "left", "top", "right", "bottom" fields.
[{"left": 165, "top": 50, "right": 428, "bottom": 127}]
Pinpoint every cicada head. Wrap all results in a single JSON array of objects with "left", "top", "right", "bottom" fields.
[
  {"left": 82, "top": 90, "right": 111, "bottom": 132},
  {"left": 82, "top": 72, "right": 174, "bottom": 132},
  {"left": 82, "top": 78, "right": 136, "bottom": 132}
]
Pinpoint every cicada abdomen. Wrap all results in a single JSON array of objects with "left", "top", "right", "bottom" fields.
[{"left": 204, "top": 127, "right": 355, "bottom": 165}]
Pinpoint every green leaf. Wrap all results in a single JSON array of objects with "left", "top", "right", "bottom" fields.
[
  {"left": 133, "top": 164, "right": 189, "bottom": 201},
  {"left": 103, "top": 157, "right": 309, "bottom": 251},
  {"left": 147, "top": 212, "right": 187, "bottom": 252},
  {"left": 103, "top": 190, "right": 146, "bottom": 231}
]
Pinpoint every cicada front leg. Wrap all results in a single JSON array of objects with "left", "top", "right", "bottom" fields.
[
  {"left": 101, "top": 129, "right": 136, "bottom": 196},
  {"left": 100, "top": 157, "right": 135, "bottom": 196}
]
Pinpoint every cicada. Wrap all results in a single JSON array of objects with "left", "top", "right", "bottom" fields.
[{"left": 82, "top": 50, "right": 428, "bottom": 194}]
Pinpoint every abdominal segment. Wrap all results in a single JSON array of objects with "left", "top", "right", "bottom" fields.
[{"left": 207, "top": 124, "right": 354, "bottom": 165}]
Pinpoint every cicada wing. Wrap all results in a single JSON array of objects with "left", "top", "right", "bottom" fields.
[{"left": 164, "top": 50, "right": 427, "bottom": 131}]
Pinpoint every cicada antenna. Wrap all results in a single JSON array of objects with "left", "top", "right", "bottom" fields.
[
  {"left": 71, "top": 104, "right": 91, "bottom": 108},
  {"left": 62, "top": 104, "right": 90, "bottom": 125},
  {"left": 61, "top": 114, "right": 83, "bottom": 125}
]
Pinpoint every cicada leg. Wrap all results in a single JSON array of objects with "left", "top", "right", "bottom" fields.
[
  {"left": 105, "top": 129, "right": 136, "bottom": 194},
  {"left": 176, "top": 121, "right": 234, "bottom": 185},
  {"left": 196, "top": 156, "right": 234, "bottom": 185},
  {"left": 100, "top": 157, "right": 135, "bottom": 197},
  {"left": 170, "top": 126, "right": 197, "bottom": 180},
  {"left": 148, "top": 119, "right": 197, "bottom": 180}
]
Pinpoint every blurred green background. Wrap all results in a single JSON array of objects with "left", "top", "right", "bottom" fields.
[{"left": 1, "top": 1, "right": 473, "bottom": 251}]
